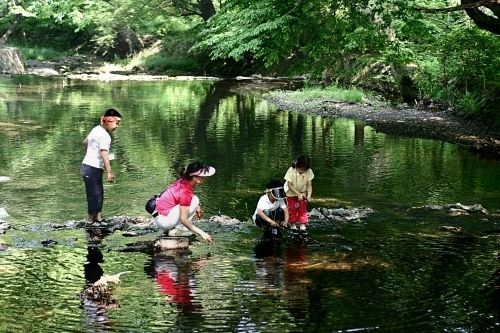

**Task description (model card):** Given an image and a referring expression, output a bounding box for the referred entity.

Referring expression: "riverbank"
[265,94,500,158]
[18,56,500,158]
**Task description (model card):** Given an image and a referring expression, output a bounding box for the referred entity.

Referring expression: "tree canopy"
[1,0,499,122]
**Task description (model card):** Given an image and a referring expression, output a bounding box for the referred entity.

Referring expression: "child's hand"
[269,220,279,228]
[200,231,214,243]
[297,193,304,201]
[195,207,203,220]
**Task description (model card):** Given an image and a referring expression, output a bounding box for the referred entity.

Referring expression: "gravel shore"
[265,95,500,158]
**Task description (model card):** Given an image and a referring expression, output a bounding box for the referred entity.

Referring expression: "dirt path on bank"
[266,95,500,158]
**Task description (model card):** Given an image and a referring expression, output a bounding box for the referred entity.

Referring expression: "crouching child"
[252,179,289,239]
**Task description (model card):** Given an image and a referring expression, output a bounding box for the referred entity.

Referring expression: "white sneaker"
[167,228,193,237]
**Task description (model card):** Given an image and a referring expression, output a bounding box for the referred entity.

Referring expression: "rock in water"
[154,236,190,250]
[0,208,8,219]
[0,176,10,183]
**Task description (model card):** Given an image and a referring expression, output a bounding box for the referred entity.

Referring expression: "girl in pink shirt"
[155,161,215,243]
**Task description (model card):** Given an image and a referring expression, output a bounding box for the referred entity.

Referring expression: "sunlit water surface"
[0,76,499,332]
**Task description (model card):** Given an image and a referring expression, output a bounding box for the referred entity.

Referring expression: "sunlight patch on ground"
[303,253,390,272]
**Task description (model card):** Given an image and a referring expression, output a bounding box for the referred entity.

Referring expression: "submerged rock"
[439,225,464,233]
[153,237,190,250]
[208,215,241,225]
[82,272,129,309]
[45,215,156,233]
[308,207,375,221]
[0,176,10,183]
[410,203,489,216]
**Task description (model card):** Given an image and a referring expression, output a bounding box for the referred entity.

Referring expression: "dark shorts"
[81,164,104,214]
[254,207,285,229]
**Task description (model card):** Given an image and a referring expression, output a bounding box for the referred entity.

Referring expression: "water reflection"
[144,249,205,315]
[253,239,311,324]
[0,77,499,332]
[81,229,115,332]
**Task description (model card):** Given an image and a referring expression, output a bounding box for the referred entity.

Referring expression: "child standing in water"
[284,155,314,233]
[81,108,122,225]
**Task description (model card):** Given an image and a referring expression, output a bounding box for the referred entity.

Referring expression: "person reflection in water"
[253,240,310,322]
[283,244,311,321]
[81,229,116,329]
[144,249,206,315]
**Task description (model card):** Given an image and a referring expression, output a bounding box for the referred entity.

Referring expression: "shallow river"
[0,76,499,332]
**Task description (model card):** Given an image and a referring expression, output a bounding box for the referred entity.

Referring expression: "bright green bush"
[270,85,365,103]
[143,54,199,73]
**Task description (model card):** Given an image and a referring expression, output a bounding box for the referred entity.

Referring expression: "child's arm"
[257,209,279,228]
[283,207,290,227]
[306,179,312,201]
[287,181,304,201]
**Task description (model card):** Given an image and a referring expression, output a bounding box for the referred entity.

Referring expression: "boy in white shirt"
[253,179,289,239]
[81,108,122,225]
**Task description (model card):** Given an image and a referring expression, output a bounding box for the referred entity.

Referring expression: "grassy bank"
[268,85,366,104]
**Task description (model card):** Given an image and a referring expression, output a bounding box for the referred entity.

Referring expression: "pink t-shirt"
[155,179,194,216]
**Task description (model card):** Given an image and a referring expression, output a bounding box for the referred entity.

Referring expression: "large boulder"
[0,47,26,74]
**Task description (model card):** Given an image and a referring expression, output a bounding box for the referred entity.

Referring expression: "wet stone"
[308,207,375,221]
[0,222,10,234]
[410,203,489,216]
[41,239,58,247]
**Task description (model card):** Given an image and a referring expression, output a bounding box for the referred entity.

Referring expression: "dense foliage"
[1,0,499,123]
[194,0,500,122]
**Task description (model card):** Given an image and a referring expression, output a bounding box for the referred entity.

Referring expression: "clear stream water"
[0,76,499,332]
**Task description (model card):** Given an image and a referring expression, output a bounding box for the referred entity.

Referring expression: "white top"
[252,194,287,221]
[82,125,112,169]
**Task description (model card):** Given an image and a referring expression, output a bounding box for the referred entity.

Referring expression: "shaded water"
[0,76,499,332]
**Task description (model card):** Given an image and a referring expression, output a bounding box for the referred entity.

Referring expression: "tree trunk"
[198,0,216,22]
[0,47,26,74]
[463,0,500,35]
[0,16,20,47]
[0,0,21,47]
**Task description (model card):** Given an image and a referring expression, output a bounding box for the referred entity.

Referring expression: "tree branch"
[415,0,497,13]
[416,0,500,35]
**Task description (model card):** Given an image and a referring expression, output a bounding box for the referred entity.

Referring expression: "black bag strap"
[157,188,167,198]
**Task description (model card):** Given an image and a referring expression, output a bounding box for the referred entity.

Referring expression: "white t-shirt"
[252,194,287,222]
[82,125,112,169]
